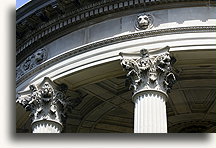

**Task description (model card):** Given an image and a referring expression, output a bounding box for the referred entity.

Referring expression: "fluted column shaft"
[133,91,167,133]
[120,46,176,133]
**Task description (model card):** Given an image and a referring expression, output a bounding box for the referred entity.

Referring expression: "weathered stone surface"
[120,46,176,96]
[16,47,47,81]
[16,77,69,126]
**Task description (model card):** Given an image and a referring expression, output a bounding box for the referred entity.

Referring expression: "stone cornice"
[16,0,216,65]
[16,0,56,22]
[16,26,216,86]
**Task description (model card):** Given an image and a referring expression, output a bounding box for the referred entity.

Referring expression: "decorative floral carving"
[16,48,47,81]
[120,47,176,94]
[16,77,74,125]
[135,13,154,30]
[16,26,215,86]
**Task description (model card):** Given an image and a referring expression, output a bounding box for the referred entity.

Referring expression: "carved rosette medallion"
[16,77,70,128]
[135,13,154,30]
[16,47,47,81]
[120,46,176,97]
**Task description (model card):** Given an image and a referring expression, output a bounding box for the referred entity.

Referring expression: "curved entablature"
[16,1,216,133]
[16,0,216,65]
[16,26,216,91]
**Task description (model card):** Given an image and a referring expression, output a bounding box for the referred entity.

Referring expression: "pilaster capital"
[120,46,176,98]
[16,77,70,127]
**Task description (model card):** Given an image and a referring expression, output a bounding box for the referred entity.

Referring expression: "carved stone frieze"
[16,77,76,126]
[135,13,154,30]
[16,26,215,86]
[17,1,214,57]
[120,46,176,95]
[16,47,47,80]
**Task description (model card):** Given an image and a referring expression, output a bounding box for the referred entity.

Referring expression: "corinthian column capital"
[16,77,70,132]
[120,46,176,99]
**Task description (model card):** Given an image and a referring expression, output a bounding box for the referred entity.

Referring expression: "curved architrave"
[16,29,216,92]
[16,2,216,133]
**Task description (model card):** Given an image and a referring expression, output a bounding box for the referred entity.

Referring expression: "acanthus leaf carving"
[120,46,176,95]
[16,77,77,126]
